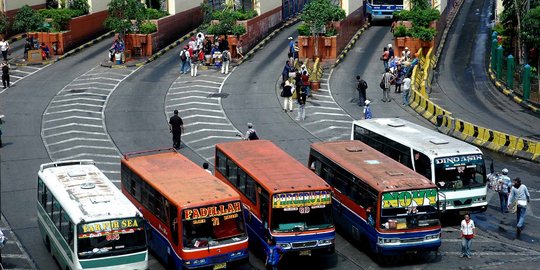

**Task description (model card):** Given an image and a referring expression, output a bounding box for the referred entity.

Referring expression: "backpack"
[222,50,229,62]
[180,50,187,61]
[248,129,259,140]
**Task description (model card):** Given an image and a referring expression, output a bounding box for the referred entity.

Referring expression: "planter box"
[396,37,405,47]
[298,35,338,61]
[124,33,153,57]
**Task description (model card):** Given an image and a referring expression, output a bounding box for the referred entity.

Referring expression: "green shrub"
[234,9,258,20]
[411,26,436,41]
[393,24,408,37]
[393,10,412,21]
[69,0,89,15]
[324,27,337,37]
[231,24,246,36]
[139,21,157,34]
[13,5,44,33]
[298,23,310,36]
[207,24,226,35]
[145,8,169,20]
[411,8,440,28]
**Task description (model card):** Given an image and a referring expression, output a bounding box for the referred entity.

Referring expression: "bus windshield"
[379,189,439,230]
[434,154,486,190]
[271,191,333,232]
[77,217,147,259]
[182,201,247,249]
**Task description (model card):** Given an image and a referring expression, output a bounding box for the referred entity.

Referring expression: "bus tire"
[44,236,51,253]
[166,256,177,270]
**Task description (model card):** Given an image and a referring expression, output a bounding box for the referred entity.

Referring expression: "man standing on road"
[356,75,367,106]
[498,168,512,213]
[460,214,475,259]
[508,177,531,236]
[1,60,10,89]
[381,68,395,102]
[179,46,190,74]
[169,110,184,149]
[402,74,411,105]
[0,37,9,61]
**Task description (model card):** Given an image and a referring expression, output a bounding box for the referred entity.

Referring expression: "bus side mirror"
[438,191,447,213]
[264,221,268,230]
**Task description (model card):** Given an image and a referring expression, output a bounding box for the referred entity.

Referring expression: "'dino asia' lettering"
[184,202,241,220]
[382,189,437,208]
[435,154,483,165]
[273,191,331,208]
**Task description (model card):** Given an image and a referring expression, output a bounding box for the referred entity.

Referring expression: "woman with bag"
[282,79,294,112]
[507,178,531,236]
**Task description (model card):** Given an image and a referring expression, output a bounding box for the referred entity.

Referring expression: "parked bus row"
[36,118,486,269]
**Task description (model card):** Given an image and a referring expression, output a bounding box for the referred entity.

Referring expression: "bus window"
[320,165,334,185]
[238,170,247,193]
[413,151,431,179]
[245,176,257,203]
[271,195,333,233]
[169,205,179,246]
[260,188,270,229]
[434,155,486,190]
[52,198,62,228]
[333,172,348,194]
[216,150,227,175]
[227,158,238,185]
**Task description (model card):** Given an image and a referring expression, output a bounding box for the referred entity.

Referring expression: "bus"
[37,160,148,270]
[120,148,248,270]
[352,118,488,213]
[214,140,335,257]
[366,0,404,22]
[309,140,442,256]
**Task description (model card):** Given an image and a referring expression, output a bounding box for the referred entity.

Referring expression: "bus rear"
[367,0,404,21]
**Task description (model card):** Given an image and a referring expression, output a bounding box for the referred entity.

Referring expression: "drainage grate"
[208,93,229,98]
[69,89,86,93]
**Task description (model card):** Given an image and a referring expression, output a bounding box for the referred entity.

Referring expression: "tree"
[104,0,146,35]
[522,6,540,92]
[300,0,345,57]
[12,5,44,33]
[0,12,9,35]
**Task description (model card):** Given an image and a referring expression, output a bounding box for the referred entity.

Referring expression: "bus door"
[259,188,270,243]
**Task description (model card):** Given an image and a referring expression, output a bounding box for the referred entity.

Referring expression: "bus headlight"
[318,239,334,246]
[186,258,207,266]
[378,237,400,244]
[473,196,486,203]
[230,250,245,257]
[277,243,291,250]
[425,233,440,240]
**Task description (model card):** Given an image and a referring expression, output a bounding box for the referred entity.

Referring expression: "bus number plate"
[299,250,311,256]
[214,263,226,270]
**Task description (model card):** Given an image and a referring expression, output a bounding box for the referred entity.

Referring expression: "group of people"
[109,37,125,64]
[379,44,414,105]
[461,168,531,259]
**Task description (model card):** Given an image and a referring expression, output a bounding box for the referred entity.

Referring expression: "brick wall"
[66,11,108,51]
[150,6,203,54]
[334,7,365,56]
[238,6,283,52]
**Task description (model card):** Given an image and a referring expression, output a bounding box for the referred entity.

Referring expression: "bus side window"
[60,211,71,247]
[169,206,179,246]
[46,191,53,217]
[38,179,46,206]
[131,173,142,202]
[121,164,131,193]
[216,150,227,175]
[259,188,270,229]
[52,197,62,229]
[245,176,257,204]
[226,158,238,185]
[238,170,247,194]
[413,151,431,179]
[320,165,334,185]
[334,172,348,194]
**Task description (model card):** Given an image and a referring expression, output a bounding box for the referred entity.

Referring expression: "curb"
[433,0,465,69]
[331,23,370,69]
[104,29,199,69]
[8,33,28,43]
[13,31,115,67]
[486,61,540,115]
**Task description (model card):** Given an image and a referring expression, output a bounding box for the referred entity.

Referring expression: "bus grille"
[454,199,472,206]
[400,237,425,243]
[292,241,318,249]
[208,254,229,263]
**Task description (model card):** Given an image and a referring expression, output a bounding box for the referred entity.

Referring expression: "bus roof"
[310,141,436,193]
[121,149,240,208]
[38,160,141,224]
[216,140,331,193]
[353,118,483,158]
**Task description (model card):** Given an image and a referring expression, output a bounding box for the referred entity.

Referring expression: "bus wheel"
[166,256,177,270]
[44,236,51,253]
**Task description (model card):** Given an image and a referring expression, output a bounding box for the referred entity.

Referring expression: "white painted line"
[51,145,118,154]
[441,251,539,256]
[22,65,41,70]
[312,126,350,135]
[304,119,352,126]
[74,77,122,82]
[183,122,231,127]
[325,134,350,141]
[43,130,108,138]
[311,112,351,117]
[168,90,215,95]
[10,74,23,79]
[165,102,220,108]
[169,96,219,101]
[47,137,112,146]
[110,179,121,183]
[43,122,103,131]
[13,69,32,74]
[170,85,220,90]
[56,153,120,161]
[311,94,333,99]
[183,129,240,136]
[172,108,224,114]
[174,80,222,85]
[61,92,108,98]
[307,106,343,111]
[84,72,128,77]
[43,115,103,123]
[188,135,242,144]
[308,99,337,104]
[69,82,116,87]
[43,109,101,115]
[61,87,112,93]
[48,102,103,109]
[316,89,330,92]
[51,97,104,103]
[94,161,120,166]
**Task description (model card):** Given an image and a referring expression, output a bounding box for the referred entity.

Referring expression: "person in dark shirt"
[218,37,229,53]
[168,110,184,149]
[1,60,9,89]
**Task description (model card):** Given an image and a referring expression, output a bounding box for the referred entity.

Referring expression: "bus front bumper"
[376,237,441,255]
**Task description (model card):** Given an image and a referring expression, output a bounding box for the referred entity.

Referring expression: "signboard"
[435,154,483,167]
[80,218,140,234]
[272,191,331,208]
[183,202,241,221]
[382,189,437,208]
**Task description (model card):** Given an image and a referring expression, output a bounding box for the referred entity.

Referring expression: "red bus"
[309,141,442,257]
[121,148,248,270]
[214,140,335,258]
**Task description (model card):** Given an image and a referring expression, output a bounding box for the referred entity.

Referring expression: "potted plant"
[300,0,345,59]
[393,24,408,47]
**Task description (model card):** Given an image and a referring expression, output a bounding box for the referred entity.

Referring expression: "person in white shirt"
[460,214,475,258]
[0,37,9,61]
[507,177,531,236]
[402,75,412,105]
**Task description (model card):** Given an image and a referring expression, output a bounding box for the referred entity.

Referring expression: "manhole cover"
[208,93,229,98]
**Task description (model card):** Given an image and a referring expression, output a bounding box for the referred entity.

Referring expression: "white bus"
[351,118,488,213]
[37,160,148,270]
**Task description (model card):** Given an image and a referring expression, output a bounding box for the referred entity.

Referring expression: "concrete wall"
[257,0,281,15]
[342,0,363,16]
[3,0,44,11]
[150,5,202,53]
[168,0,202,14]
[237,6,282,51]
[89,0,111,13]
[335,5,365,56]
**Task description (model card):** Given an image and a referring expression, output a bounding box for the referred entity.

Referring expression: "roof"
[353,118,483,158]
[310,141,436,193]
[121,149,240,208]
[38,160,140,224]
[215,140,330,193]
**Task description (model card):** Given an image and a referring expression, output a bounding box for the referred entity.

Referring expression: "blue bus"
[366,0,404,22]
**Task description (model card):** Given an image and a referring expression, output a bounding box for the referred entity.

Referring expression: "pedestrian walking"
[363,100,372,119]
[356,75,368,106]
[242,123,259,140]
[388,44,394,60]
[281,60,292,86]
[168,110,184,149]
[301,70,311,98]
[265,238,284,270]
[190,48,199,77]
[1,60,10,89]
[179,46,190,74]
[202,162,212,174]
[380,68,395,102]
[221,50,231,74]
[497,168,512,213]
[460,214,475,258]
[288,37,294,58]
[296,84,307,121]
[394,65,404,93]
[508,177,531,236]
[381,47,389,70]
[218,37,229,53]
[236,39,244,59]
[402,75,412,105]
[282,79,294,112]
[24,39,32,61]
[0,36,9,61]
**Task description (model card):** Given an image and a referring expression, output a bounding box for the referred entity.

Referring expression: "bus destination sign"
[273,191,331,208]
[183,202,242,221]
[81,219,140,233]
[382,189,437,208]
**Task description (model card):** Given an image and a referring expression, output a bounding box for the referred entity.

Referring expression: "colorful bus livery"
[366,0,404,21]
[215,140,335,257]
[309,141,442,256]
[37,160,148,270]
[121,148,249,270]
